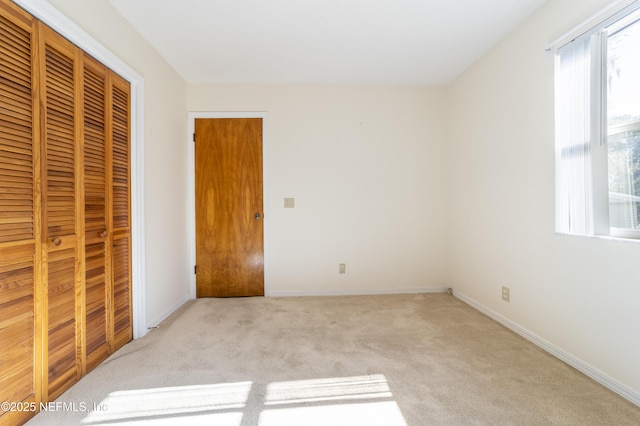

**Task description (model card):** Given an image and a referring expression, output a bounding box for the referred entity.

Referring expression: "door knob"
[52,237,62,247]
[254,212,262,220]
[100,230,108,238]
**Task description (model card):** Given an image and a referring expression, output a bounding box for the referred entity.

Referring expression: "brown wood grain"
[38,23,81,401]
[0,248,35,406]
[195,118,264,297]
[0,4,39,425]
[111,81,130,230]
[0,10,34,246]
[0,2,133,422]
[110,74,132,351]
[41,27,76,242]
[83,55,109,372]
[46,247,76,400]
[112,235,132,349]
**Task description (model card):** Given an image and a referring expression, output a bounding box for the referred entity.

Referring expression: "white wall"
[189,84,449,295]
[41,0,640,405]
[47,0,191,327]
[447,0,640,400]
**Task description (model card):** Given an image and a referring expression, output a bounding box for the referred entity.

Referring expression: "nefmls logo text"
[41,402,86,412]
[40,402,108,412]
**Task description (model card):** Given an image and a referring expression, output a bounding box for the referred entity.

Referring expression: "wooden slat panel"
[83,61,106,234]
[47,248,77,399]
[44,43,75,238]
[112,236,131,350]
[0,12,33,244]
[0,5,37,425]
[84,242,107,368]
[0,249,35,407]
[83,57,109,372]
[109,74,132,352]
[111,79,129,230]
[40,24,80,402]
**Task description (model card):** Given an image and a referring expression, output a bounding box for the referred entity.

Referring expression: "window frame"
[554,2,640,241]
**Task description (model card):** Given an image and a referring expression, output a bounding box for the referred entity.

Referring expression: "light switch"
[284,197,295,208]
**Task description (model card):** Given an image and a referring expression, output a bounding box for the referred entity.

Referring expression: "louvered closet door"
[0,3,40,426]
[39,23,82,401]
[110,74,132,351]
[83,54,110,371]
[1,2,134,422]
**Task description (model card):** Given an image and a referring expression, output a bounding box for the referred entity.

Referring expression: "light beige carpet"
[27,294,640,425]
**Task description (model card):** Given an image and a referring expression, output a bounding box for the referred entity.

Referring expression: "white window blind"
[555,37,595,235]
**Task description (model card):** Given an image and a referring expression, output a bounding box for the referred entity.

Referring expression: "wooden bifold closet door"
[39,22,82,402]
[83,54,111,373]
[0,4,39,426]
[0,1,132,424]
[110,76,132,351]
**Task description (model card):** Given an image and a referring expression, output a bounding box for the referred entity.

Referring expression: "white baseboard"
[268,287,449,297]
[147,294,190,329]
[453,290,640,407]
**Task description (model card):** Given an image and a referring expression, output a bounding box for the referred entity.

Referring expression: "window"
[554,3,640,239]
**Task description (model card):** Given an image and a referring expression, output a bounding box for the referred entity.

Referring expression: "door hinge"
[193,133,196,142]
[194,265,198,274]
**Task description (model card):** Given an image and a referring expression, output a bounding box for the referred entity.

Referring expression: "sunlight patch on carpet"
[79,375,407,425]
[260,374,406,426]
[81,382,252,425]
[264,374,392,405]
[259,401,407,426]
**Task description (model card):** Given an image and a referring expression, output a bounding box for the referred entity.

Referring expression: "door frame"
[188,112,270,299]
[14,0,147,339]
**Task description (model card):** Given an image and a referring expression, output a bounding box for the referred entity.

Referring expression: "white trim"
[187,112,270,299]
[546,0,640,52]
[269,288,449,297]
[147,294,190,329]
[15,0,148,338]
[554,230,640,245]
[453,290,640,407]
[591,31,611,236]
[610,228,640,239]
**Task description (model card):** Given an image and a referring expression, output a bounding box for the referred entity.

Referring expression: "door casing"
[187,112,270,299]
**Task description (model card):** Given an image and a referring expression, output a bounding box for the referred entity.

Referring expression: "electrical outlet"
[284,197,295,208]
[502,286,510,302]
[339,263,346,274]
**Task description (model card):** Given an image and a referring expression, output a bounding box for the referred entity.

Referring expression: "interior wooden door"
[195,118,264,297]
[39,22,82,401]
[0,3,40,424]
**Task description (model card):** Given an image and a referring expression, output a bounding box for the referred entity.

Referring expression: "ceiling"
[109,0,547,86]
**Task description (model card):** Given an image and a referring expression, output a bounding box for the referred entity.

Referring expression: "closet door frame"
[14,0,147,339]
